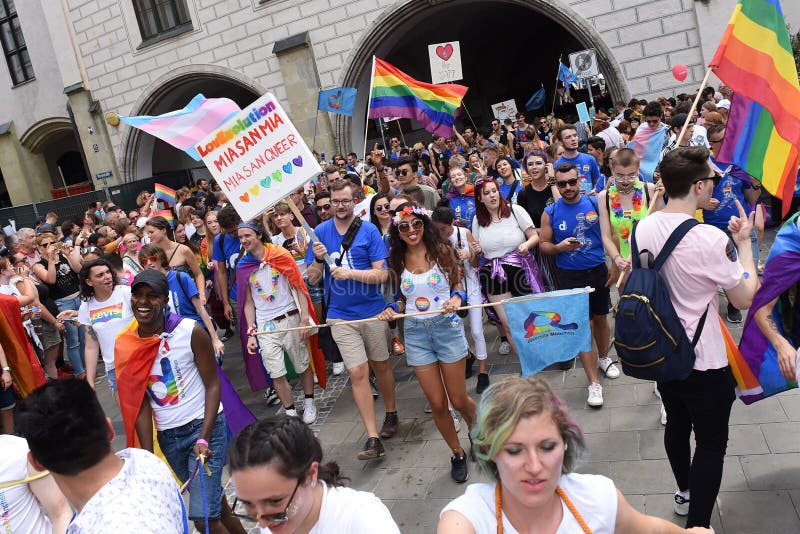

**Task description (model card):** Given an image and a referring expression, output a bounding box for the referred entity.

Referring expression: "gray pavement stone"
[610,459,677,493]
[725,425,770,456]
[761,422,800,454]
[718,490,800,534]
[740,453,800,490]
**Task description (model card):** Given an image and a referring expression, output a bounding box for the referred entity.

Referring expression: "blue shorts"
[304,276,324,304]
[158,412,227,520]
[404,313,468,366]
[106,368,117,392]
[0,385,15,410]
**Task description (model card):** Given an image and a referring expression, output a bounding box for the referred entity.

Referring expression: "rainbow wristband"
[196,438,209,447]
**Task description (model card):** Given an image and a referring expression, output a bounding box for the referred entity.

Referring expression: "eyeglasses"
[231,479,301,525]
[374,204,391,212]
[330,199,353,207]
[397,169,413,176]
[80,247,100,256]
[38,241,54,247]
[614,173,638,181]
[139,256,160,267]
[694,175,721,187]
[555,178,579,188]
[708,137,724,144]
[397,219,424,233]
[315,204,332,211]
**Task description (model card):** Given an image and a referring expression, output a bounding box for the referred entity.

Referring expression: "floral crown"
[392,204,429,225]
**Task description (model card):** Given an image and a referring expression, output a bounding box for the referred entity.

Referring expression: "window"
[133,0,191,42]
[0,0,33,85]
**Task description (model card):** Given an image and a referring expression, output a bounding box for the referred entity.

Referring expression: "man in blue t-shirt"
[540,162,620,408]
[306,180,398,460]
[212,205,243,328]
[555,125,602,195]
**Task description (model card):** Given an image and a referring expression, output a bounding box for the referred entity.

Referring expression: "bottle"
[31,306,42,335]
[320,152,326,163]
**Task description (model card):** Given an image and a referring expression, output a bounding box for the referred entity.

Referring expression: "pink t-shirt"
[634,212,744,370]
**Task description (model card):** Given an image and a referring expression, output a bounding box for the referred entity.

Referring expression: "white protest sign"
[195,93,323,222]
[569,49,599,79]
[491,99,518,121]
[428,41,463,84]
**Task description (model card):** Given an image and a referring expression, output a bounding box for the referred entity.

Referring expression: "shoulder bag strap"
[325,218,363,311]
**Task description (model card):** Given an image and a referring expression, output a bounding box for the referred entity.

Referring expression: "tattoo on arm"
[87,325,98,341]
[766,315,780,334]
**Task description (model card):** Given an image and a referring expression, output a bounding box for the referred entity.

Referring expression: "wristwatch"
[2,367,10,373]
[314,256,325,264]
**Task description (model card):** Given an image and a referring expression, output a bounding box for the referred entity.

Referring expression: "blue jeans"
[158,412,227,520]
[54,295,85,375]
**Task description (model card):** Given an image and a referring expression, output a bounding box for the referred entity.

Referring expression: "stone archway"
[120,65,264,182]
[335,0,629,153]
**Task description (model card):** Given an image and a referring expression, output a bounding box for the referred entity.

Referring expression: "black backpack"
[614,219,707,382]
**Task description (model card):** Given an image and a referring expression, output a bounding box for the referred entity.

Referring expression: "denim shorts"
[157,412,227,520]
[403,313,468,366]
[106,368,117,392]
[0,385,14,410]
[304,276,324,304]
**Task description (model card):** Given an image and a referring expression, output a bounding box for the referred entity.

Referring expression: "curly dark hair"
[78,258,119,300]
[387,203,461,297]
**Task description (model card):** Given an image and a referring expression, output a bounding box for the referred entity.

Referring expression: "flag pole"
[396,118,406,146]
[363,55,377,160]
[461,102,477,131]
[551,55,562,115]
[677,66,714,146]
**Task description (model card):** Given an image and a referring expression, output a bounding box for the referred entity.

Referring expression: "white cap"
[717,99,731,110]
[136,216,149,229]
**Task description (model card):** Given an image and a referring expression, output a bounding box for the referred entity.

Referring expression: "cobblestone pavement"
[95,228,800,533]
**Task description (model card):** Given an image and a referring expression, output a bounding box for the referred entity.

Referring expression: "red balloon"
[672,64,688,82]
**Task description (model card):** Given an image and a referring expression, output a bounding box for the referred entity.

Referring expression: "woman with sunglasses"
[378,203,477,483]
[369,193,393,239]
[32,233,86,379]
[144,215,206,304]
[230,416,400,533]
[471,178,544,360]
[445,165,477,228]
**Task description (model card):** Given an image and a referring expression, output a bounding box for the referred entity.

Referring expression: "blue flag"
[501,289,592,376]
[525,87,546,111]
[318,87,357,116]
[558,63,581,88]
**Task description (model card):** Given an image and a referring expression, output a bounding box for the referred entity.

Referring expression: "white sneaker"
[285,407,298,418]
[332,362,345,376]
[451,409,462,433]
[660,404,667,426]
[499,341,511,355]
[674,491,690,516]
[598,357,620,379]
[587,383,604,407]
[302,398,317,424]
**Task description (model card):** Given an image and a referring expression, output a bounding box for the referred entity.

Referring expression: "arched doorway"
[335,0,629,152]
[121,67,263,183]
[20,117,89,193]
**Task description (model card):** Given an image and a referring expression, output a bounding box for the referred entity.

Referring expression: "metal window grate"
[0,0,33,86]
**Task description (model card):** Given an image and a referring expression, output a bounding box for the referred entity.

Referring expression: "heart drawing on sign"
[282,162,293,174]
[292,155,303,167]
[436,44,453,61]
[272,170,282,182]
[239,192,249,203]
[260,177,271,189]
[249,185,259,196]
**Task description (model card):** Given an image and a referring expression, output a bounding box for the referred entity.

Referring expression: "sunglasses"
[474,177,496,188]
[81,247,100,256]
[38,241,55,247]
[397,169,414,176]
[397,219,424,233]
[231,479,301,525]
[555,178,579,188]
[315,204,332,211]
[694,175,721,187]
[374,204,391,212]
[139,256,160,267]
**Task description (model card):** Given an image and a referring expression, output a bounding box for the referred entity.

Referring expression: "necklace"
[608,181,643,220]
[249,261,280,302]
[494,482,591,534]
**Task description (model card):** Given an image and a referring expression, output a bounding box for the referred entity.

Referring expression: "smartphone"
[568,238,580,244]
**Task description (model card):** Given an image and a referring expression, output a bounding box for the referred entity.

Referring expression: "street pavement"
[96,228,800,533]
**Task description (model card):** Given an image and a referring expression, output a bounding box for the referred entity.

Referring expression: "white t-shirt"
[440,473,618,533]
[634,211,744,370]
[353,194,374,222]
[247,262,296,323]
[78,285,134,370]
[472,204,535,259]
[66,448,186,533]
[0,435,52,534]
[306,481,400,534]
[447,226,481,299]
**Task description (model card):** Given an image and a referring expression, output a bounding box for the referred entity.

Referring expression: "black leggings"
[657,366,736,528]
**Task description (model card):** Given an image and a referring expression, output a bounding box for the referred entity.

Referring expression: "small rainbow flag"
[154,183,176,205]
[154,209,174,227]
[368,58,468,137]
[710,0,800,214]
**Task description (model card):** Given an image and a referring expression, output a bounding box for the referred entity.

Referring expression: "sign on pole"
[569,49,599,79]
[195,93,323,222]
[576,102,590,124]
[491,99,518,121]
[428,41,463,84]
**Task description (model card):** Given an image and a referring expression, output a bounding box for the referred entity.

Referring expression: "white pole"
[362,55,377,160]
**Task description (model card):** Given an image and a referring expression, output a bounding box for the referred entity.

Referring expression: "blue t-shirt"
[166,270,201,323]
[544,195,605,270]
[702,158,753,229]
[447,193,476,227]
[212,233,242,299]
[498,179,521,203]
[305,219,389,320]
[555,153,601,195]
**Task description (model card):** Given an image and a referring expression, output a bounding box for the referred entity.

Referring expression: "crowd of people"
[0,85,798,533]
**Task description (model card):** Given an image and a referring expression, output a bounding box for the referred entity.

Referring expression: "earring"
[564,444,569,451]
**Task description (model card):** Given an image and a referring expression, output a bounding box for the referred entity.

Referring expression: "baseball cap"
[131,269,169,297]
[716,99,731,110]
[669,113,689,129]
[36,224,56,234]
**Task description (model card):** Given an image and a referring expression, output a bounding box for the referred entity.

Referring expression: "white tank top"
[0,435,53,534]
[400,264,451,318]
[146,317,218,430]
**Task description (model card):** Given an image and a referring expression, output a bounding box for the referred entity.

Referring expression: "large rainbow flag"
[368,58,468,137]
[710,0,800,213]
[730,212,800,403]
[154,183,176,205]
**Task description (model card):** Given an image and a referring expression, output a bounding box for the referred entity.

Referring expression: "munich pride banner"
[196,93,322,222]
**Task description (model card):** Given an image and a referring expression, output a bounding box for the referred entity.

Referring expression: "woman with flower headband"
[438,375,714,534]
[377,203,477,484]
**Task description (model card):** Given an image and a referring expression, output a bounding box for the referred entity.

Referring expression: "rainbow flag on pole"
[368,58,468,137]
[154,209,174,227]
[710,0,800,212]
[154,183,176,205]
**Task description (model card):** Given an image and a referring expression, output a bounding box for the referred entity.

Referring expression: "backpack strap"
[652,219,698,272]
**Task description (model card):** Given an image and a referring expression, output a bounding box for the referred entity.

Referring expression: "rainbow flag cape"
[154,183,176,205]
[710,0,800,213]
[154,209,174,227]
[120,94,240,161]
[0,295,46,397]
[731,212,800,403]
[627,123,667,183]
[368,58,468,137]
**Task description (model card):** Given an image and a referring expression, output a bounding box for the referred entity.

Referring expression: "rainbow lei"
[249,261,280,301]
[609,180,644,242]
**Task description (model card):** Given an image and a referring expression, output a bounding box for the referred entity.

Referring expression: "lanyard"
[494,482,592,534]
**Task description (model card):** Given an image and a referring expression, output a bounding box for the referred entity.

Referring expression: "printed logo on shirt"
[725,239,738,262]
[428,272,443,289]
[585,211,599,225]
[415,297,431,312]
[401,278,415,294]
[147,342,184,406]
[89,302,124,324]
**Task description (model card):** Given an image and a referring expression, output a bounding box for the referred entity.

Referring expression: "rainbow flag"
[154,183,176,205]
[733,212,800,403]
[154,209,174,227]
[120,94,240,161]
[368,58,468,137]
[710,0,800,212]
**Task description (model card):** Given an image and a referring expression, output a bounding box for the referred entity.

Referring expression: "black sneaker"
[727,304,743,324]
[476,373,490,394]
[357,437,386,460]
[451,454,469,483]
[558,358,574,371]
[465,352,476,379]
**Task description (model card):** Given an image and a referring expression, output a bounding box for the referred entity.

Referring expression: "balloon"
[672,64,688,82]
